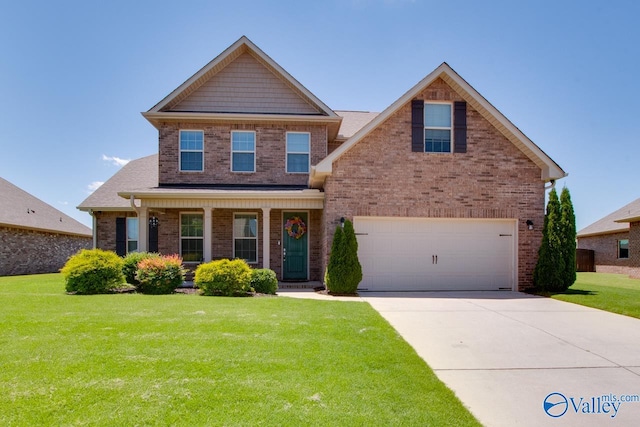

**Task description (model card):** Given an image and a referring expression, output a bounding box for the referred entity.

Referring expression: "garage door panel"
[354,217,515,291]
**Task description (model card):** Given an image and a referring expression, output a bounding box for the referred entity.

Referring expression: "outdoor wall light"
[149,216,159,228]
[340,217,345,228]
[526,220,534,230]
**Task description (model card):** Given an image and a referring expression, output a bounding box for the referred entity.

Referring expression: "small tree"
[325,219,362,294]
[559,187,577,289]
[533,188,565,292]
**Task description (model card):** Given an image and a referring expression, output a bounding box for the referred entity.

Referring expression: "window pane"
[127,241,138,253]
[181,239,203,262]
[234,239,257,263]
[180,131,203,150]
[181,152,203,171]
[232,132,255,151]
[425,104,451,127]
[287,153,309,173]
[287,133,310,152]
[232,153,255,172]
[126,218,138,240]
[181,214,203,237]
[425,129,451,153]
[619,239,629,259]
[234,215,257,238]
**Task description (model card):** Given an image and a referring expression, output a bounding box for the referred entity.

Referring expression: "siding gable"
[171,52,321,115]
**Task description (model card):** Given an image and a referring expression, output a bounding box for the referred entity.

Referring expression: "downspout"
[88,209,97,249]
[544,179,556,191]
[129,194,141,214]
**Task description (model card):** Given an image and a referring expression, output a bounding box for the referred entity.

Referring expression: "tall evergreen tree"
[325,225,345,292]
[342,219,363,288]
[533,188,565,291]
[559,187,577,288]
[325,219,362,294]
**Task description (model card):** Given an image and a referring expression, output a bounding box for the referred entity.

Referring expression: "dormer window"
[179,130,204,172]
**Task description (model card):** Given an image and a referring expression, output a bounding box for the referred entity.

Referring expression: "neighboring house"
[78,36,565,291]
[1,177,92,276]
[577,198,640,278]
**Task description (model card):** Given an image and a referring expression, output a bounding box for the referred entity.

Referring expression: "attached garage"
[354,217,517,291]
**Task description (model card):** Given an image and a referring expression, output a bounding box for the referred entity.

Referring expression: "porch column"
[261,207,271,269]
[204,208,213,262]
[138,207,148,252]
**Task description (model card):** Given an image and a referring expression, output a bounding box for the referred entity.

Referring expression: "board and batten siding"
[172,52,319,115]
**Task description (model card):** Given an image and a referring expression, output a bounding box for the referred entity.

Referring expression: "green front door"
[283,212,308,281]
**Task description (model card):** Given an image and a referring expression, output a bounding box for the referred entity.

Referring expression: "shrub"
[135,254,186,295]
[250,269,278,294]
[195,259,252,296]
[61,249,125,294]
[534,188,566,292]
[122,252,160,285]
[325,219,362,295]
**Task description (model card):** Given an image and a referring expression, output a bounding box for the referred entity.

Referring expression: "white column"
[138,207,148,252]
[261,207,271,269]
[204,208,213,262]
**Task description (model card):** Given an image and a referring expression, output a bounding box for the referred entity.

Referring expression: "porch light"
[526,220,534,230]
[149,216,159,228]
[340,217,345,228]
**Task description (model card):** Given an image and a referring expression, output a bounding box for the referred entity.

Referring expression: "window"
[231,131,256,172]
[234,213,258,263]
[618,239,629,259]
[180,130,204,171]
[286,132,310,173]
[424,103,452,153]
[181,213,203,262]
[126,217,139,253]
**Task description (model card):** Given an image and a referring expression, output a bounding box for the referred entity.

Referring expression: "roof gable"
[147,36,336,118]
[0,177,91,236]
[311,63,566,186]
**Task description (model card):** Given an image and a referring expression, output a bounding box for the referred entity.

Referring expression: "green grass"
[550,273,640,319]
[0,274,480,426]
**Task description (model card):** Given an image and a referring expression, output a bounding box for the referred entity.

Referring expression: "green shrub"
[250,269,278,294]
[325,219,362,295]
[61,249,125,294]
[135,254,186,294]
[122,252,160,285]
[195,259,252,296]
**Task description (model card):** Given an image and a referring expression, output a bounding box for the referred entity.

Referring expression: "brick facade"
[578,224,640,279]
[158,123,327,186]
[322,78,545,290]
[0,226,92,276]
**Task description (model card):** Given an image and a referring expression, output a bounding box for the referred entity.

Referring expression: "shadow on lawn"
[554,288,598,296]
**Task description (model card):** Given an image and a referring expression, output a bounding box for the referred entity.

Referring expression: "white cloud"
[87,181,104,193]
[58,201,69,206]
[102,154,130,167]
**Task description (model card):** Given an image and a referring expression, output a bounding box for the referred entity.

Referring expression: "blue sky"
[1,0,638,230]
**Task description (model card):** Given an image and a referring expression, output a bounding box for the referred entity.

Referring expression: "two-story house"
[79,36,566,291]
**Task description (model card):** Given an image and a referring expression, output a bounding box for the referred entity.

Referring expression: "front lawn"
[0,274,480,426]
[551,272,640,319]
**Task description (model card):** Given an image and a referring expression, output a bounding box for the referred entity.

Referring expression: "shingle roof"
[335,111,379,139]
[78,154,158,211]
[577,197,640,237]
[0,177,92,236]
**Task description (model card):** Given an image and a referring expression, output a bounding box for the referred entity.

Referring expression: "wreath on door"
[285,216,307,239]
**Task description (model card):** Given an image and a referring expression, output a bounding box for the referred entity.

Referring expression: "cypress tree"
[560,187,577,289]
[325,225,345,292]
[342,219,363,290]
[325,219,362,294]
[534,188,565,292]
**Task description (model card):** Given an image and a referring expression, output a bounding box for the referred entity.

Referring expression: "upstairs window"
[618,239,629,259]
[180,130,204,171]
[286,132,310,173]
[424,103,452,153]
[231,131,256,172]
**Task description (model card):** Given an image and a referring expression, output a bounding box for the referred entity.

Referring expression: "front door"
[283,212,308,281]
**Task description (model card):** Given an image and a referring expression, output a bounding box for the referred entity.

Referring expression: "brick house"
[577,198,640,278]
[1,177,92,276]
[78,36,565,291]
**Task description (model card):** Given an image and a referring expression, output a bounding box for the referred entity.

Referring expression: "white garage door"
[354,217,516,291]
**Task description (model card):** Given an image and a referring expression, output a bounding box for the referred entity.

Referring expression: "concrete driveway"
[360,292,640,427]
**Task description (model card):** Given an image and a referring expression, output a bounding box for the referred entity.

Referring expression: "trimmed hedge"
[135,254,186,295]
[61,249,124,294]
[250,269,278,295]
[195,259,252,296]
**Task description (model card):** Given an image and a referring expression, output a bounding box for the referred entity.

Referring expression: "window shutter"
[454,101,467,153]
[115,217,126,256]
[411,100,424,152]
[149,221,159,253]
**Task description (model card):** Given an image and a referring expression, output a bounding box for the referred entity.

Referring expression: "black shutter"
[411,100,424,152]
[115,217,126,256]
[454,101,467,153]
[149,221,159,253]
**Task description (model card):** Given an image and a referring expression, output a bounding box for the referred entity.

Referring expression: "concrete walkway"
[279,289,640,426]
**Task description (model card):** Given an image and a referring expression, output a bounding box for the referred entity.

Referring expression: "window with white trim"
[618,239,629,259]
[424,103,452,153]
[234,213,258,263]
[286,132,310,173]
[181,213,203,262]
[231,131,256,172]
[126,217,138,253]
[180,130,204,171]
